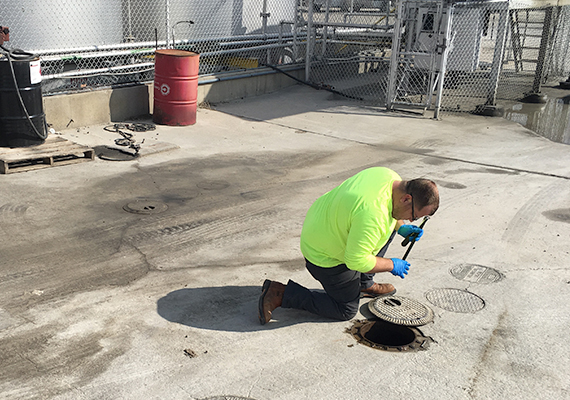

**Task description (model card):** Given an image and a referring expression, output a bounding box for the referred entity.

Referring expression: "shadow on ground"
[157,285,333,332]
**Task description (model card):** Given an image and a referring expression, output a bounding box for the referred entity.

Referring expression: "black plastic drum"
[0,56,46,147]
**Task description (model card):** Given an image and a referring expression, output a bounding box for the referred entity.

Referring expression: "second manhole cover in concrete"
[425,288,485,313]
[123,200,168,215]
[368,295,434,326]
[450,264,504,284]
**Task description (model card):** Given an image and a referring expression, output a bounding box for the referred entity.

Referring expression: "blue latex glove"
[390,258,410,279]
[397,224,424,242]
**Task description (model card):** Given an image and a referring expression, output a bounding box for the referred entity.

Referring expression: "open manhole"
[425,288,485,313]
[368,295,434,326]
[123,200,168,215]
[347,319,433,352]
[450,264,504,284]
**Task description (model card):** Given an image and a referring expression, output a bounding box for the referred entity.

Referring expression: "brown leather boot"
[360,282,396,298]
[258,279,286,325]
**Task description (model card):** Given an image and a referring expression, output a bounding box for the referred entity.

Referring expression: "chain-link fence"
[2,0,306,95]
[2,0,570,115]
[441,2,570,114]
[303,0,570,116]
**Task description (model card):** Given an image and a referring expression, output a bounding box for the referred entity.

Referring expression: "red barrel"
[153,49,199,126]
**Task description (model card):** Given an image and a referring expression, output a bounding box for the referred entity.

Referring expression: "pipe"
[41,41,302,81]
[29,33,301,56]
[198,65,304,85]
[200,41,296,58]
[311,21,394,29]
[41,62,155,80]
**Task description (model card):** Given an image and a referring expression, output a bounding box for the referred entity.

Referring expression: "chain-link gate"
[305,0,452,114]
[386,0,452,116]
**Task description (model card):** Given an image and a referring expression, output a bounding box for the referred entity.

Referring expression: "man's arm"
[367,256,395,274]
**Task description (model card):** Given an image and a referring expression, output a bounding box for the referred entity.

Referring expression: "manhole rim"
[347,319,433,352]
[122,199,169,215]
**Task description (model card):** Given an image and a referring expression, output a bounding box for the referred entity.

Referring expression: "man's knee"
[337,302,359,321]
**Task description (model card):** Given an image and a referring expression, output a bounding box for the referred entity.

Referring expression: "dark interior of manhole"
[361,320,416,346]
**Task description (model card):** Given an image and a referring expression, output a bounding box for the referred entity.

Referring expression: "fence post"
[531,6,554,94]
[165,0,171,48]
[485,1,509,107]
[306,0,314,81]
[387,0,404,110]
[434,4,454,120]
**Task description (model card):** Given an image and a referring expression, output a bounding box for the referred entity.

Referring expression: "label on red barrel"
[30,60,42,84]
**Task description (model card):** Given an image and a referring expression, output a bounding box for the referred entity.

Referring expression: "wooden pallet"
[0,136,94,174]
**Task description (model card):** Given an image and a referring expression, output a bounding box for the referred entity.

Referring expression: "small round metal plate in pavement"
[368,295,434,326]
[450,264,504,284]
[123,200,168,215]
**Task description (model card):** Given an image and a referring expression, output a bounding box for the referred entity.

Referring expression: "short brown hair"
[405,179,439,215]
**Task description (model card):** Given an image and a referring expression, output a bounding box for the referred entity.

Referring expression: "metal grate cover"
[425,288,485,313]
[368,295,434,326]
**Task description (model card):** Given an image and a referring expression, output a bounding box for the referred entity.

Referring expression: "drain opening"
[123,200,168,215]
[348,319,432,352]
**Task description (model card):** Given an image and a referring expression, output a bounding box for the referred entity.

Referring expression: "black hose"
[261,62,364,101]
[0,44,48,140]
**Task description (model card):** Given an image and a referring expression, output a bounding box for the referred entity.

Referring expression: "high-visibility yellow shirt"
[300,167,400,273]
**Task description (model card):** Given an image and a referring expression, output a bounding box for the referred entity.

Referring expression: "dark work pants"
[282,231,396,321]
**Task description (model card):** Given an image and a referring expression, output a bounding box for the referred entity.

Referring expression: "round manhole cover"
[368,295,434,326]
[123,200,168,215]
[425,288,485,313]
[450,264,504,284]
[347,319,432,352]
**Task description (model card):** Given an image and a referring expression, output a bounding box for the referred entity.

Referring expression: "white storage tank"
[3,0,123,51]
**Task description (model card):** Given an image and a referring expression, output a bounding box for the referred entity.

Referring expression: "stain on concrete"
[0,204,28,216]
[435,180,467,189]
[483,167,519,175]
[196,180,231,190]
[0,150,332,315]
[444,167,519,175]
[542,208,570,223]
[422,157,449,166]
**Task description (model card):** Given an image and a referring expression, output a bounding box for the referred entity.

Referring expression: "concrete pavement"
[0,84,569,400]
